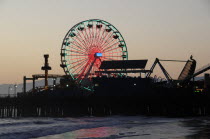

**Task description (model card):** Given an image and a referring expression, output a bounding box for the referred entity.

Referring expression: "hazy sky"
[0,0,210,84]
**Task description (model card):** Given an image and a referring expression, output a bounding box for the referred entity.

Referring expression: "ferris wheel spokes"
[61,19,128,89]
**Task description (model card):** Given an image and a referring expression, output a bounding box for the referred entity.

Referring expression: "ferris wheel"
[60,19,128,87]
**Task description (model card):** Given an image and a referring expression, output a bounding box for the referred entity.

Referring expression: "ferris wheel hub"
[95,53,103,58]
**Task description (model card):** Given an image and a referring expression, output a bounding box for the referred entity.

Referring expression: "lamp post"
[8,85,12,97]
[8,85,10,96]
[14,84,17,97]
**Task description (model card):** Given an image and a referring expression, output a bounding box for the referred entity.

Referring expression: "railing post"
[23,76,26,93]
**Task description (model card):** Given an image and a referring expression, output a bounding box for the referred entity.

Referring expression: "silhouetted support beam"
[146,59,158,78]
[41,54,52,89]
[23,76,26,93]
[23,76,36,93]
[157,60,173,81]
[45,70,48,88]
[193,66,210,78]
[32,74,63,78]
[146,58,173,82]
[33,78,35,91]
[159,59,187,62]
[95,70,151,74]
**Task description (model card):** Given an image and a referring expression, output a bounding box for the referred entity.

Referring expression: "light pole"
[8,85,10,96]
[53,78,56,90]
[14,84,17,97]
[8,85,12,97]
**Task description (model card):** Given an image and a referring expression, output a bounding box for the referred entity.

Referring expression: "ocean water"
[0,116,209,139]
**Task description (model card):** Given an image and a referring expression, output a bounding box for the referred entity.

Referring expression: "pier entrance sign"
[60,19,128,90]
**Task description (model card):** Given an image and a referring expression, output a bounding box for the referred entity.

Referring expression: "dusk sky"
[0,0,210,84]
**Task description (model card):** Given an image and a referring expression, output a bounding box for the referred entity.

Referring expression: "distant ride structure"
[60,19,128,88]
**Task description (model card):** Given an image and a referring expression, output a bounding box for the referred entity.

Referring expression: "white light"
[134,83,136,86]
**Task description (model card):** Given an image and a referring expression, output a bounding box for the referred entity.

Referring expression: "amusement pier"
[1,19,210,118]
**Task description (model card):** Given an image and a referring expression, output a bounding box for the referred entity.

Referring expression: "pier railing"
[0,94,16,98]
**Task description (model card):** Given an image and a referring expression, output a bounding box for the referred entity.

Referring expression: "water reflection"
[36,126,119,139]
[176,118,210,139]
[32,117,196,139]
[73,126,118,138]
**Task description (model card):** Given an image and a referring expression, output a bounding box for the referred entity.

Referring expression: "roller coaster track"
[192,63,210,78]
[181,63,210,82]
